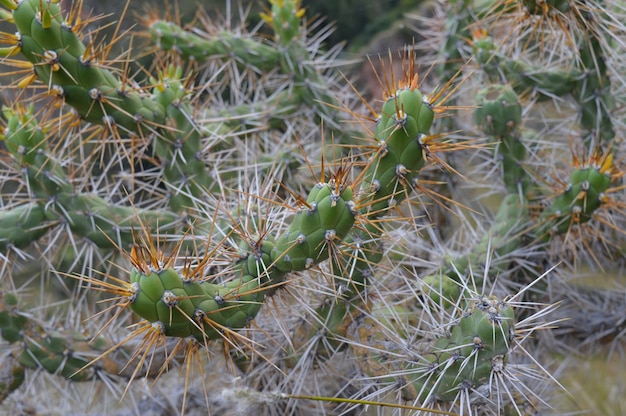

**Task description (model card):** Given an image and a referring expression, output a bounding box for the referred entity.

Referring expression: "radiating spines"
[362,83,434,215]
[350,293,516,404]
[536,147,621,239]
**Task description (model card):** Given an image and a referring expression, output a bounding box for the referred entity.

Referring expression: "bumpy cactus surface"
[0,0,625,415]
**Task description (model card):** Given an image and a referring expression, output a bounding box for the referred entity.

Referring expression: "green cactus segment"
[0,203,53,251]
[0,350,25,404]
[271,181,356,273]
[473,85,522,138]
[1,105,72,199]
[60,194,179,249]
[498,133,531,194]
[536,162,613,238]
[151,66,215,212]
[473,85,531,194]
[6,0,214,212]
[470,31,579,100]
[421,274,461,310]
[261,0,305,45]
[446,193,529,283]
[10,0,143,129]
[126,181,355,342]
[352,296,515,403]
[576,36,614,143]
[0,291,118,384]
[128,268,262,340]
[522,0,571,15]
[1,105,180,249]
[363,87,433,215]
[149,20,280,72]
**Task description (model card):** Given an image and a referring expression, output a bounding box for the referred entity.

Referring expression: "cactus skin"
[0,105,180,249]
[4,0,215,212]
[351,295,515,403]
[536,149,618,239]
[0,291,126,394]
[127,178,356,341]
[473,85,522,138]
[2,0,624,413]
[149,20,281,72]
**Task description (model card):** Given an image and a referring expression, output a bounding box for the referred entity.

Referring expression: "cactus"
[0,0,625,415]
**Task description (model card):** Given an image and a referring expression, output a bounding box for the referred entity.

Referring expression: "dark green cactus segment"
[0,292,29,343]
[536,162,613,238]
[0,350,25,404]
[0,291,114,383]
[522,0,571,15]
[237,236,285,287]
[498,133,531,194]
[16,330,95,381]
[473,85,522,138]
[271,181,356,273]
[502,59,578,99]
[1,105,72,199]
[149,20,280,71]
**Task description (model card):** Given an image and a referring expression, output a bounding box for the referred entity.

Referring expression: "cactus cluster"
[0,0,625,415]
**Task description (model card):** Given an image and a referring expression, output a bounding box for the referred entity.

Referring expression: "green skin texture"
[10,0,213,212]
[352,296,515,403]
[129,180,355,342]
[0,0,523,406]
[0,106,179,250]
[0,292,102,384]
[149,17,342,126]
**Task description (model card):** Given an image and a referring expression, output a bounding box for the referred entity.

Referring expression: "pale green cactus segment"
[58,194,179,249]
[261,0,305,45]
[352,295,515,403]
[0,203,55,251]
[473,84,522,138]
[421,274,461,310]
[419,296,514,402]
[149,20,281,71]
[271,181,356,273]
[537,165,612,238]
[446,193,528,283]
[129,267,267,341]
[0,291,118,384]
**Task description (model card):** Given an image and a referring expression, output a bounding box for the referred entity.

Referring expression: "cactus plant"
[0,0,625,415]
